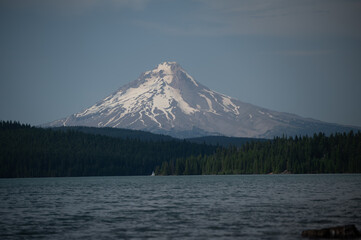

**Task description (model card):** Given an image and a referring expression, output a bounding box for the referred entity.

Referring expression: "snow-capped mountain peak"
[70,62,204,129]
[143,61,198,87]
[46,62,358,138]
[154,61,179,74]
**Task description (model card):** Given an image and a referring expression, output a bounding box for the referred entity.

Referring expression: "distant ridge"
[187,136,266,148]
[53,126,175,142]
[54,126,265,147]
[45,62,360,138]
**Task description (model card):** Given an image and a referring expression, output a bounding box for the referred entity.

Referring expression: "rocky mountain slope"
[46,62,358,138]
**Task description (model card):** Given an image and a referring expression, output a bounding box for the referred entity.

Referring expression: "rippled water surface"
[1,174,360,239]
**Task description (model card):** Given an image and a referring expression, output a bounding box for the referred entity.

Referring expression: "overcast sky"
[1,0,361,127]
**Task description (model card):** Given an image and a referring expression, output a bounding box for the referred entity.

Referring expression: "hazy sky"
[1,0,361,127]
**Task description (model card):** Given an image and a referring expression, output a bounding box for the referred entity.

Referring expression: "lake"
[0,174,360,239]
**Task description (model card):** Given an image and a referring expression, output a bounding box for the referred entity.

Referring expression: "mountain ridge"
[45,62,360,138]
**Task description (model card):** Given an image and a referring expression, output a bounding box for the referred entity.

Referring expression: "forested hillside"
[155,131,361,175]
[1,121,360,178]
[53,126,175,141]
[0,121,215,177]
[186,136,266,147]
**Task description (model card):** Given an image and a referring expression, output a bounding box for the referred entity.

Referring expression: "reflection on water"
[0,174,360,239]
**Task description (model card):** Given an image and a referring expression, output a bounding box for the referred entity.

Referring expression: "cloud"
[3,0,360,38]
[108,0,150,11]
[137,0,361,38]
[270,50,333,57]
[203,0,361,37]
[1,0,151,15]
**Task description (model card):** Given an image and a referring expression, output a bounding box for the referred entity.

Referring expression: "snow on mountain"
[46,62,358,138]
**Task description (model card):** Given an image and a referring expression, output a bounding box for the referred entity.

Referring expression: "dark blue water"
[0,174,360,239]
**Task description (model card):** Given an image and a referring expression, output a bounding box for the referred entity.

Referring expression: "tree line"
[155,131,361,175]
[1,121,360,177]
[0,121,215,177]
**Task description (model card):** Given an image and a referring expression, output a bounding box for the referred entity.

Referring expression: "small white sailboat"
[151,171,155,176]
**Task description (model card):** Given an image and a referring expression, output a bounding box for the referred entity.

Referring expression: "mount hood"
[46,62,357,138]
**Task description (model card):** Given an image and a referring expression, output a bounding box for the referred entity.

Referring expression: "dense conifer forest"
[155,131,361,175]
[0,121,215,177]
[1,121,360,177]
[54,126,175,141]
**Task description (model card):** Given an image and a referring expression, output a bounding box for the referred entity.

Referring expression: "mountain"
[46,62,359,138]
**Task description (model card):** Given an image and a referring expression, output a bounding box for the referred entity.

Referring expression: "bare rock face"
[45,62,360,138]
[302,225,361,238]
